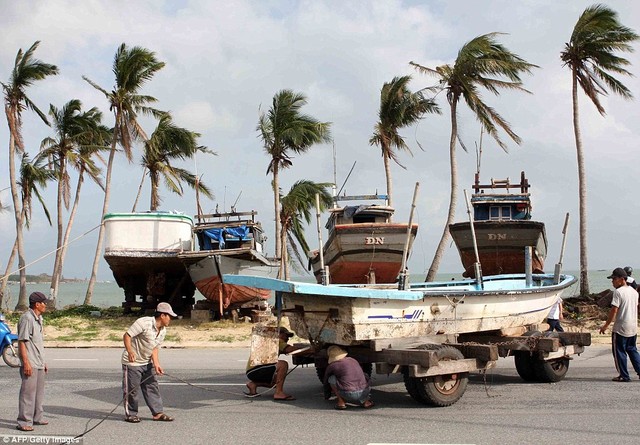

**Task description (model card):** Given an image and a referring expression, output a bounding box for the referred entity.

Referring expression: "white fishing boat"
[222,273,576,345]
[103,211,196,314]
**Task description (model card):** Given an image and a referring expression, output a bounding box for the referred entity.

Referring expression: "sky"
[1,0,639,283]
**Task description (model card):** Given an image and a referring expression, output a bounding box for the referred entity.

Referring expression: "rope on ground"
[59,364,301,444]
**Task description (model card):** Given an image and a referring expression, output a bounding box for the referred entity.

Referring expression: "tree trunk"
[50,154,67,308]
[572,69,590,296]
[84,124,118,305]
[383,148,394,222]
[426,100,459,281]
[6,105,28,310]
[273,165,281,262]
[58,167,86,302]
[150,170,159,211]
[0,239,18,309]
[131,167,146,212]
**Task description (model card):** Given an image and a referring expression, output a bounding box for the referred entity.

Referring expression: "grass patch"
[55,330,99,342]
[164,333,181,342]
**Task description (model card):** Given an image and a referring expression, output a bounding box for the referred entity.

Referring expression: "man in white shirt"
[599,267,640,382]
[122,302,177,422]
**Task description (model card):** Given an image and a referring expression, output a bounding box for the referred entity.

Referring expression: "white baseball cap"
[156,302,177,317]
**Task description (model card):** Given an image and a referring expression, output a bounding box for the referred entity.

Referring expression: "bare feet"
[245,382,258,396]
[273,392,296,401]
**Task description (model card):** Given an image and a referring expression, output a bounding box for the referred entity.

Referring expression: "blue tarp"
[202,225,250,250]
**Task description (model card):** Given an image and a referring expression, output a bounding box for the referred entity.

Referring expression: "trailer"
[291,326,591,407]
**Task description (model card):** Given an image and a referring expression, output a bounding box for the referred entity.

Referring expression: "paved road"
[0,344,637,445]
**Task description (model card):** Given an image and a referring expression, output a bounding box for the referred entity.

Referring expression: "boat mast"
[463,189,483,289]
[398,182,419,290]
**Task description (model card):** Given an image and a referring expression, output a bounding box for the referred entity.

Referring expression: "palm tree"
[0,154,55,310]
[39,99,108,304]
[82,43,165,304]
[560,5,638,297]
[411,33,537,281]
[257,90,332,261]
[1,41,58,306]
[370,75,440,211]
[131,113,214,211]
[279,180,333,280]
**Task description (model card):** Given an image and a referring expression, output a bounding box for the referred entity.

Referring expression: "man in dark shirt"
[323,345,374,410]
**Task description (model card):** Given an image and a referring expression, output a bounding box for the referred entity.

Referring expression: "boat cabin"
[325,194,395,232]
[193,211,267,253]
[471,172,533,222]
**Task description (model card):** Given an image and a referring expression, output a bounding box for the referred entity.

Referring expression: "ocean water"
[2,269,614,311]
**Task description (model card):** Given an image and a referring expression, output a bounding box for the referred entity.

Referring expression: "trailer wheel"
[533,357,570,383]
[514,352,538,381]
[406,346,468,407]
[316,366,326,383]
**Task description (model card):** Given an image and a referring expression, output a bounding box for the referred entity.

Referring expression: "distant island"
[6,273,86,283]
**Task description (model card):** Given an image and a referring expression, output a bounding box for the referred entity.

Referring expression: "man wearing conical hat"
[324,345,374,410]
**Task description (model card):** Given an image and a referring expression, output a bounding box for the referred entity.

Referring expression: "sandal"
[611,376,630,382]
[362,400,375,409]
[334,404,347,410]
[153,413,174,422]
[125,416,141,423]
[16,425,34,431]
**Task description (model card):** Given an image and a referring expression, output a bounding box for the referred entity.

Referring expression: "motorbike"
[0,314,20,368]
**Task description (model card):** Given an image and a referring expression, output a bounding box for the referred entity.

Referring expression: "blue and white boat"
[222,273,576,346]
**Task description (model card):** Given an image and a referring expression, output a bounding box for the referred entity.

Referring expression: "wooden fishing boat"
[308,194,418,284]
[178,210,279,313]
[222,273,576,346]
[103,211,196,314]
[449,172,547,278]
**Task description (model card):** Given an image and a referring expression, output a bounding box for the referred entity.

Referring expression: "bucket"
[248,325,279,368]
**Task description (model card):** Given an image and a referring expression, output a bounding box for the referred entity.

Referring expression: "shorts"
[327,375,371,404]
[246,363,277,383]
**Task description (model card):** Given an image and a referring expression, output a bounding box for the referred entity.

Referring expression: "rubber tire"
[533,357,570,383]
[3,340,21,368]
[514,330,543,382]
[514,352,538,382]
[406,346,469,407]
[316,366,326,384]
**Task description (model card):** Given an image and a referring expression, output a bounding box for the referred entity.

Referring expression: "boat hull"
[310,223,417,284]
[103,212,195,309]
[449,220,547,278]
[181,252,279,309]
[221,274,576,346]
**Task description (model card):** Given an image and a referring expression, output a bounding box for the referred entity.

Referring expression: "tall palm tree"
[561,5,638,297]
[2,41,58,306]
[279,180,333,280]
[132,113,214,211]
[39,99,108,304]
[411,33,537,281]
[0,154,54,310]
[82,43,165,304]
[369,75,440,211]
[257,90,332,261]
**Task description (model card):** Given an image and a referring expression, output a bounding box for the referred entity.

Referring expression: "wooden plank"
[457,335,559,352]
[369,336,457,352]
[558,332,592,347]
[449,343,499,362]
[376,349,438,368]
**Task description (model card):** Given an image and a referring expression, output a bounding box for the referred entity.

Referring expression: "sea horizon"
[1,269,614,312]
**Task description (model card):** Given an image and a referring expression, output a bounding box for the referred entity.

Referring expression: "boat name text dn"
[365,237,385,245]
[487,233,507,240]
